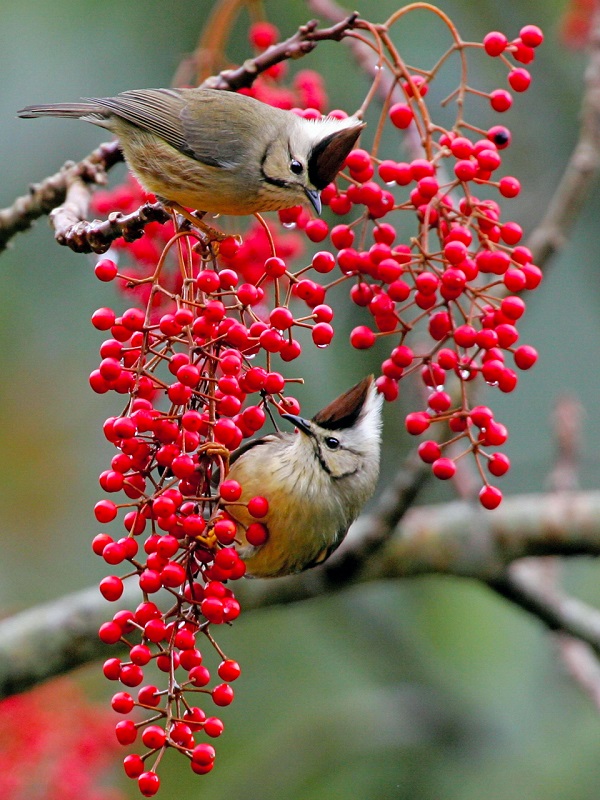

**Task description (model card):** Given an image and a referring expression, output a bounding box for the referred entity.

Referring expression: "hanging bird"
[224,376,382,578]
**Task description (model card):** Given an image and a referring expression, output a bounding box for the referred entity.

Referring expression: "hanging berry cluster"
[86,8,542,796]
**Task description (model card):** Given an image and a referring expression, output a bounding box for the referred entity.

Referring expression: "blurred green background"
[2,0,600,798]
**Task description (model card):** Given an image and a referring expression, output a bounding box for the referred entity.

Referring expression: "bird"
[17,87,365,217]
[223,376,382,578]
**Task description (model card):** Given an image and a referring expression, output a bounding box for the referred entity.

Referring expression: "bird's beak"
[303,187,322,216]
[282,413,313,436]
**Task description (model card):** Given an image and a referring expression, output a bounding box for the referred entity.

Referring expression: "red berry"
[479,485,503,509]
[405,411,430,435]
[488,453,511,477]
[218,659,241,681]
[264,256,287,278]
[432,457,456,480]
[520,24,543,48]
[220,479,243,502]
[100,575,124,601]
[513,345,538,370]
[246,522,268,546]
[417,440,441,463]
[141,724,166,749]
[91,307,116,330]
[508,68,531,92]
[312,322,334,346]
[204,717,225,738]
[350,325,376,349]
[95,258,118,281]
[192,743,216,765]
[483,31,508,56]
[389,102,414,129]
[305,219,329,242]
[249,20,279,49]
[138,771,160,797]
[212,683,234,706]
[111,691,134,714]
[95,500,118,523]
[490,89,513,112]
[312,250,336,273]
[123,754,145,778]
[115,719,138,745]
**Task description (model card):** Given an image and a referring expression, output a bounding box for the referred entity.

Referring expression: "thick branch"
[3,490,600,697]
[0,141,121,254]
[51,197,170,254]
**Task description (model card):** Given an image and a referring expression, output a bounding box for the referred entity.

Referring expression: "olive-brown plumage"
[18,87,364,216]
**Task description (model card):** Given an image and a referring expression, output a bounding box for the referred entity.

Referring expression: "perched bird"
[18,87,364,216]
[224,376,382,578]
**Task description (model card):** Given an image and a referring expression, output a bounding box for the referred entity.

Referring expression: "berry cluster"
[85,12,543,795]
[326,19,544,508]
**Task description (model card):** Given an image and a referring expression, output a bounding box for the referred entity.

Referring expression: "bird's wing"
[177,89,283,170]
[88,88,241,169]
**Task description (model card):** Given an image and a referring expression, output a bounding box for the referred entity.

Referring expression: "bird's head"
[282,375,382,482]
[261,114,365,214]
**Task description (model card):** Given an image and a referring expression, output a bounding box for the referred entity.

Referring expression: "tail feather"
[17,102,104,119]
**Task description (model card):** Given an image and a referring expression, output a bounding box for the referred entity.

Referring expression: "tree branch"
[488,565,600,657]
[3,489,600,698]
[0,141,121,254]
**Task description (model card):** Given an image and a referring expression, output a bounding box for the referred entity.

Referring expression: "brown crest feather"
[307,123,365,190]
[312,375,373,431]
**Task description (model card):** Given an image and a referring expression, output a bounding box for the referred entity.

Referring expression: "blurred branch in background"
[3,487,600,698]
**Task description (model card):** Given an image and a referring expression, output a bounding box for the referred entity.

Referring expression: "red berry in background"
[249,20,279,49]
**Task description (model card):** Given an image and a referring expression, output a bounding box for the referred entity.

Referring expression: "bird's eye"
[325,436,340,449]
[290,159,303,175]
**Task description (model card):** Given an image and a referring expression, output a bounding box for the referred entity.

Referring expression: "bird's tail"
[17,102,105,120]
